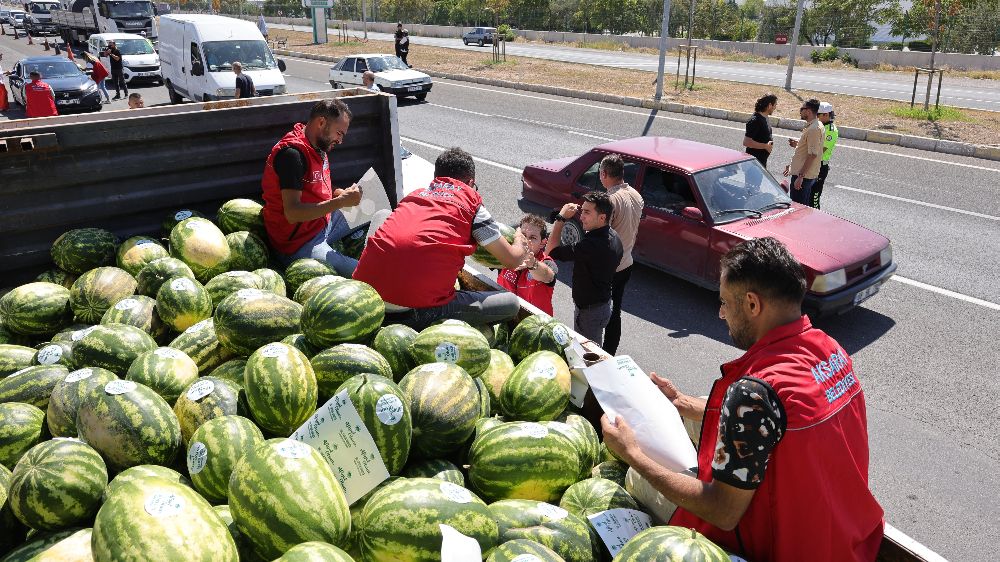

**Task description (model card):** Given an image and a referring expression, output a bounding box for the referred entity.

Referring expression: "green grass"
[479,58,518,67]
[889,106,969,122]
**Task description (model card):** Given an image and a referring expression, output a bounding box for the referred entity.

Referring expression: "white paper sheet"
[564,339,590,408]
[583,355,697,472]
[439,524,482,561]
[587,508,653,557]
[343,166,391,229]
[290,390,390,505]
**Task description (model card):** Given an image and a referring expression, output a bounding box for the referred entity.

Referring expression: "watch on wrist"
[554,215,567,223]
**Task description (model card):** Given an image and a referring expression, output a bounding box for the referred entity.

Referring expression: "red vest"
[90,61,109,84]
[25,79,58,118]
[353,177,483,308]
[261,123,332,255]
[670,316,884,562]
[497,250,554,315]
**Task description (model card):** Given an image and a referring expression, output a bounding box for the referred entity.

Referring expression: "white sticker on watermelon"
[104,380,137,395]
[154,347,182,359]
[511,556,542,562]
[236,288,263,299]
[587,508,653,557]
[536,503,568,521]
[134,239,156,247]
[114,298,140,311]
[552,325,571,347]
[275,439,311,459]
[422,363,448,374]
[70,326,97,341]
[144,492,185,517]
[186,319,212,333]
[187,442,208,475]
[53,437,84,443]
[522,423,549,438]
[259,343,286,358]
[186,379,215,402]
[439,482,473,504]
[65,368,94,383]
[170,277,195,292]
[434,342,460,363]
[440,319,465,326]
[375,394,404,426]
[530,364,557,380]
[36,345,63,365]
[185,219,206,231]
[174,210,193,221]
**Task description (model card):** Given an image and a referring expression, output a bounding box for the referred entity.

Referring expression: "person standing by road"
[0,53,10,112]
[257,12,268,40]
[233,62,255,99]
[24,70,57,118]
[743,93,777,168]
[81,52,110,104]
[783,98,823,206]
[399,30,411,67]
[812,101,838,209]
[362,71,380,92]
[101,40,127,100]
[394,23,404,58]
[497,214,558,315]
[545,191,623,348]
[601,154,643,356]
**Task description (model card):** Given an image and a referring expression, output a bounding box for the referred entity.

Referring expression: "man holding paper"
[601,237,884,562]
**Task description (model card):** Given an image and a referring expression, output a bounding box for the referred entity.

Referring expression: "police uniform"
[812,101,839,209]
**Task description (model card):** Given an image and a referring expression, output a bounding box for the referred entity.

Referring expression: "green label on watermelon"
[65,368,94,383]
[275,439,311,459]
[105,380,137,395]
[37,344,64,365]
[552,325,571,346]
[114,298,140,311]
[435,342,460,363]
[187,442,208,475]
[186,379,215,402]
[439,482,473,504]
[537,503,568,520]
[144,492,185,517]
[375,394,404,426]
[175,210,193,221]
[171,277,195,292]
[522,423,549,438]
[260,343,287,358]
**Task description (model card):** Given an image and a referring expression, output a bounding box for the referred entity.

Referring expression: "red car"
[520,137,896,316]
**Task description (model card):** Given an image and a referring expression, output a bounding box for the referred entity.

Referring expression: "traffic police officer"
[813,101,838,209]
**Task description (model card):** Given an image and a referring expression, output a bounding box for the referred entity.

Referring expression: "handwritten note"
[587,508,653,556]
[439,524,482,561]
[290,390,390,505]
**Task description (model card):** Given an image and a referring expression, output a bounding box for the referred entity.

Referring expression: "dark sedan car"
[8,56,103,114]
[521,137,896,317]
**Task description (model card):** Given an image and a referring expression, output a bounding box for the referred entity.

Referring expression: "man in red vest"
[353,147,532,329]
[24,71,58,118]
[261,99,362,274]
[601,237,884,562]
[497,214,557,315]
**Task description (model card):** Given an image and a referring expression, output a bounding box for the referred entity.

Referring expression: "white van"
[85,33,161,84]
[158,14,286,103]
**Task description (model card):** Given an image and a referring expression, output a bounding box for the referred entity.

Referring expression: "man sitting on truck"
[600,237,884,562]
[353,147,532,330]
[261,99,363,275]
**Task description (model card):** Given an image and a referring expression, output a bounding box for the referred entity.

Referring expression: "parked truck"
[22,0,61,36]
[49,0,157,45]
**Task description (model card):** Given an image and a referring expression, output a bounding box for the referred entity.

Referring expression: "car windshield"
[114,38,154,55]
[30,3,59,14]
[203,40,276,71]
[366,55,408,73]
[106,1,153,18]
[694,159,791,222]
[14,12,25,19]
[25,60,84,78]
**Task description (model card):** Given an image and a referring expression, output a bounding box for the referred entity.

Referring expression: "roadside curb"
[276,49,1000,163]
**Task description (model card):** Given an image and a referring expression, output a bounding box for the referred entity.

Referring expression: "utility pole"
[687,0,696,51]
[924,0,941,110]
[362,0,367,39]
[784,0,806,91]
[654,0,673,101]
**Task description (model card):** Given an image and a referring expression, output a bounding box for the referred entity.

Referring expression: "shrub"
[496,24,516,42]
[810,46,840,63]
[908,40,932,52]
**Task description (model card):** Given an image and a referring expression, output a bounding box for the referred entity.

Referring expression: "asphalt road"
[4,31,1000,560]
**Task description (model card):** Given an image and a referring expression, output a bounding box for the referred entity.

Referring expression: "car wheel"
[463,39,468,45]
[478,39,484,47]
[560,219,583,247]
[166,82,182,104]
[415,93,427,101]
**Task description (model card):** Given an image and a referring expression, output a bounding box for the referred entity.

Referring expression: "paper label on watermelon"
[512,556,542,562]
[171,277,195,292]
[185,219,206,231]
[522,423,549,438]
[439,524,482,561]
[587,508,653,557]
[134,239,156,246]
[114,298,139,311]
[236,288,263,299]
[536,503,568,520]
[71,326,97,341]
[186,379,215,402]
[439,482,473,504]
[290,390,390,505]
[530,364,557,380]
[36,344,64,365]
[260,343,286,358]
[422,363,448,374]
[187,442,208,474]
[65,368,94,383]
[174,210,193,221]
[435,342,460,363]
[154,347,183,359]
[552,324,571,347]
[53,437,83,443]
[275,439,311,459]
[187,319,212,333]
[105,380,136,395]
[375,394,404,426]
[144,492,185,517]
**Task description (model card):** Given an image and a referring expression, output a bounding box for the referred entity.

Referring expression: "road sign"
[301,0,333,8]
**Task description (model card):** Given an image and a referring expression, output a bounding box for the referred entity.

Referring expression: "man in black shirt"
[233,62,255,98]
[102,41,127,100]
[743,93,777,167]
[546,190,624,348]
[394,22,404,58]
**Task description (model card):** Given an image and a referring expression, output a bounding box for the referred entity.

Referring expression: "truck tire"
[166,82,182,104]
[477,38,484,47]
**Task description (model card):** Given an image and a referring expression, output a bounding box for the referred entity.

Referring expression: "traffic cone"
[67,47,74,61]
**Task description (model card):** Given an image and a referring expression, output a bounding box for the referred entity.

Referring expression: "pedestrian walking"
[233,62,255,98]
[0,53,10,112]
[812,101,838,209]
[102,40,127,100]
[257,13,268,40]
[545,191,623,348]
[783,98,823,206]
[399,30,410,67]
[600,154,643,356]
[24,70,58,118]
[81,52,110,104]
[394,23,403,58]
[743,93,777,168]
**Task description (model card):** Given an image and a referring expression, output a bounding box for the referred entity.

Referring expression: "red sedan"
[520,137,896,316]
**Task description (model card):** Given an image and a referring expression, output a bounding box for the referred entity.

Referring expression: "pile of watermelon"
[0,201,731,562]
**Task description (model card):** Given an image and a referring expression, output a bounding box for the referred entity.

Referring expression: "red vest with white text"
[497,250,554,315]
[25,79,57,118]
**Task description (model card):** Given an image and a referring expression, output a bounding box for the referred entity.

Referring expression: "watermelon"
[253,268,287,297]
[214,290,302,356]
[610,526,729,561]
[495,321,511,352]
[161,208,206,236]
[300,280,385,349]
[283,259,336,297]
[218,199,266,237]
[560,478,640,520]
[402,458,464,486]
[173,376,247,445]
[600,443,622,463]
[0,365,68,409]
[169,217,232,283]
[100,294,168,341]
[187,415,265,504]
[556,413,601,474]
[228,439,351,560]
[45,367,118,438]
[500,351,571,422]
[410,321,492,378]
[0,325,31,347]
[468,421,581,503]
[475,415,505,439]
[136,257,196,297]
[104,464,192,501]
[273,541,354,561]
[508,315,573,363]
[474,376,492,418]
[1,463,29,553]
[475,323,497,347]
[126,347,200,404]
[243,343,317,436]
[372,324,418,381]
[399,362,483,459]
[168,318,236,374]
[472,223,516,268]
[213,504,257,562]
[32,341,75,368]
[72,323,157,375]
[0,403,47,470]
[591,460,629,486]
[0,345,36,377]
[116,236,169,276]
[35,268,77,289]
[361,478,499,561]
[93,476,239,562]
[76,379,182,472]
[208,359,248,387]
[225,232,270,272]
[486,539,566,562]
[280,334,319,359]
[335,373,411,475]
[69,267,137,324]
[481,349,515,406]
[488,499,597,562]
[9,439,108,531]
[291,275,344,305]
[310,343,392,402]
[204,271,264,309]
[1,527,93,561]
[50,228,118,275]
[0,282,72,336]
[156,276,214,333]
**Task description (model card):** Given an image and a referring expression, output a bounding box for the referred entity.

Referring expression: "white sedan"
[329,54,432,101]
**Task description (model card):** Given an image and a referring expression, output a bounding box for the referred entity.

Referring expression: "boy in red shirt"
[497,214,557,315]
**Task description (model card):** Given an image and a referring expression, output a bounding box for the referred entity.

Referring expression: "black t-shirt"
[745,112,772,166]
[548,225,623,307]
[273,147,306,190]
[711,376,786,490]
[106,47,124,71]
[235,74,255,98]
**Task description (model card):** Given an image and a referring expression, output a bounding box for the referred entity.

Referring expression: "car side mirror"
[681,206,703,221]
[191,62,204,76]
[277,59,286,72]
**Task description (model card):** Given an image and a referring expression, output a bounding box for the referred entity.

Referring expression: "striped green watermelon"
[72,323,157,375]
[280,334,319,359]
[610,526,729,561]
[0,324,32,347]
[402,458,464,486]
[228,439,351,560]
[310,343,392,402]
[50,228,118,275]
[274,541,354,562]
[0,463,29,556]
[0,527,93,561]
[301,280,385,349]
[45,367,118,438]
[169,217,232,283]
[35,268,77,289]
[217,199,266,237]
[472,223,516,269]
[213,504,258,562]
[283,259,336,297]
[399,362,483,459]
[500,351,571,422]
[104,464,192,501]
[475,323,497,347]
[136,257,196,297]
[468,421,581,503]
[292,274,345,305]
[555,414,601,475]
[474,376,492,418]
[0,282,72,336]
[0,345,36,377]
[591,460,629,486]
[508,315,573,363]
[116,236,169,277]
[0,365,68,409]
[360,477,499,562]
[173,376,247,445]
[0,403,47,470]
[243,343,317,436]
[187,415,265,504]
[208,359,248,387]
[76,379,182,472]
[488,499,597,562]
[486,539,566,562]
[410,321,492,378]
[9,439,108,531]
[495,321,511,352]
[560,478,640,521]
[372,324,418,381]
[481,349,515,406]
[335,373,411,475]
[475,415,505,440]
[225,232,270,272]
[100,294,168,341]
[156,276,214,332]
[253,268,287,298]
[600,443,622,463]
[126,347,200,404]
[342,476,400,559]
[168,318,236,374]
[161,208,207,237]
[214,290,302,356]
[204,271,264,309]
[69,267,137,324]
[94,476,239,562]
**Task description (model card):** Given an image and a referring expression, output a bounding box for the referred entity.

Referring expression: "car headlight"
[216,87,236,97]
[422,78,432,85]
[879,244,892,267]
[274,84,286,94]
[811,269,847,293]
[389,81,405,89]
[82,83,97,93]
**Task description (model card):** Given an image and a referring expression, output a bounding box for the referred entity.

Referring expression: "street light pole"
[784,0,806,91]
[654,0,673,101]
[923,0,941,110]
[362,0,367,39]
[687,0,695,51]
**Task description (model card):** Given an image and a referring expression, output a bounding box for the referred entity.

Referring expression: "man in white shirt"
[601,154,644,355]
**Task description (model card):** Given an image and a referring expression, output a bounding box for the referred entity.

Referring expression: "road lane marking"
[893,276,1000,311]
[401,136,522,173]
[834,185,1000,221]
[427,103,492,117]
[567,131,617,141]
